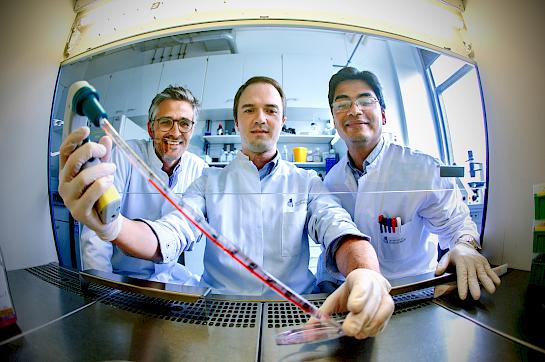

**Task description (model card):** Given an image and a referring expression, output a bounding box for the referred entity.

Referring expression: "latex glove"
[435,243,501,300]
[318,268,394,339]
[58,127,123,241]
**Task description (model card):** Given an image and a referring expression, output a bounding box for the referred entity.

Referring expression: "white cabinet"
[104,64,163,118]
[201,53,282,112]
[74,53,337,125]
[158,56,208,102]
[202,54,243,109]
[87,74,111,106]
[199,53,333,115]
[110,115,149,140]
[282,54,335,109]
[126,63,163,118]
[103,71,125,116]
[242,54,282,84]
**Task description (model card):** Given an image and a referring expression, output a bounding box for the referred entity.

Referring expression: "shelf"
[207,161,325,168]
[280,135,335,144]
[293,162,325,167]
[208,162,230,167]
[202,134,335,144]
[199,107,331,124]
[203,135,240,143]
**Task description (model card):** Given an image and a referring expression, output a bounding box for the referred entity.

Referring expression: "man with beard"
[79,85,207,284]
[316,67,500,301]
[59,76,394,340]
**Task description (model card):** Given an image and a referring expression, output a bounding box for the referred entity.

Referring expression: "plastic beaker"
[293,147,308,162]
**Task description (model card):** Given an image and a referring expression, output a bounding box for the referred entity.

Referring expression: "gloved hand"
[58,127,123,241]
[435,242,501,300]
[318,268,394,339]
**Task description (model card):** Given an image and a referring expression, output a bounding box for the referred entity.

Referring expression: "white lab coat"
[146,151,366,295]
[317,138,478,283]
[80,139,207,284]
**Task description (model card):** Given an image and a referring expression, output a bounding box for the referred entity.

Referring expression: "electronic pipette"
[63,81,121,224]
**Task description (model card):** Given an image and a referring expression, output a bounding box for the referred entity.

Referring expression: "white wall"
[464,0,545,270]
[0,0,74,270]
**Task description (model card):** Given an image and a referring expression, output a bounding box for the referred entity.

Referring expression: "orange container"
[292,147,308,162]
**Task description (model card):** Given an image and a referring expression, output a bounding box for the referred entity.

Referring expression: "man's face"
[147,99,195,165]
[331,79,385,148]
[235,82,286,154]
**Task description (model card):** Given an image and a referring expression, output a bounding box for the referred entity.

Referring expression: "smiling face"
[332,79,386,150]
[147,99,195,173]
[235,82,286,157]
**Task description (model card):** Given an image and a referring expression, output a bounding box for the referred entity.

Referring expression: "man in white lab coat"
[316,67,500,300]
[59,76,394,340]
[80,85,207,283]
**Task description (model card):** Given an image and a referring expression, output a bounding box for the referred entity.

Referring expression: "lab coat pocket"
[379,220,414,261]
[281,209,307,257]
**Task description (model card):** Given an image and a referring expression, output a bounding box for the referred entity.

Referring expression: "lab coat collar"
[346,136,385,177]
[365,136,385,166]
[235,149,281,178]
[145,139,183,179]
[146,139,164,174]
[258,150,280,180]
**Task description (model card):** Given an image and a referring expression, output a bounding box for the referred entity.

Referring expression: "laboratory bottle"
[306,149,313,162]
[217,124,223,135]
[204,120,212,136]
[310,122,318,135]
[0,246,17,328]
[324,121,334,135]
[282,145,290,161]
[325,150,337,173]
[220,151,228,163]
[313,147,321,162]
[226,151,235,162]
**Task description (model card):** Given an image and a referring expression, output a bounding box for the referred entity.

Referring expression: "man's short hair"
[148,85,200,123]
[328,67,386,110]
[233,76,286,120]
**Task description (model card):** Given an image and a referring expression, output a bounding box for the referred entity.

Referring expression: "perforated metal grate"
[266,299,347,329]
[25,264,260,328]
[102,292,260,328]
[26,263,260,328]
[25,264,433,329]
[25,263,112,298]
[392,287,434,315]
[266,288,435,328]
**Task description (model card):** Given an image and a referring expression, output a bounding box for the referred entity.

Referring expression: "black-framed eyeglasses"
[154,117,194,132]
[331,96,379,113]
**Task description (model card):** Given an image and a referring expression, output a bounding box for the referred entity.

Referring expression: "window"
[425,53,487,180]
[423,52,488,236]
